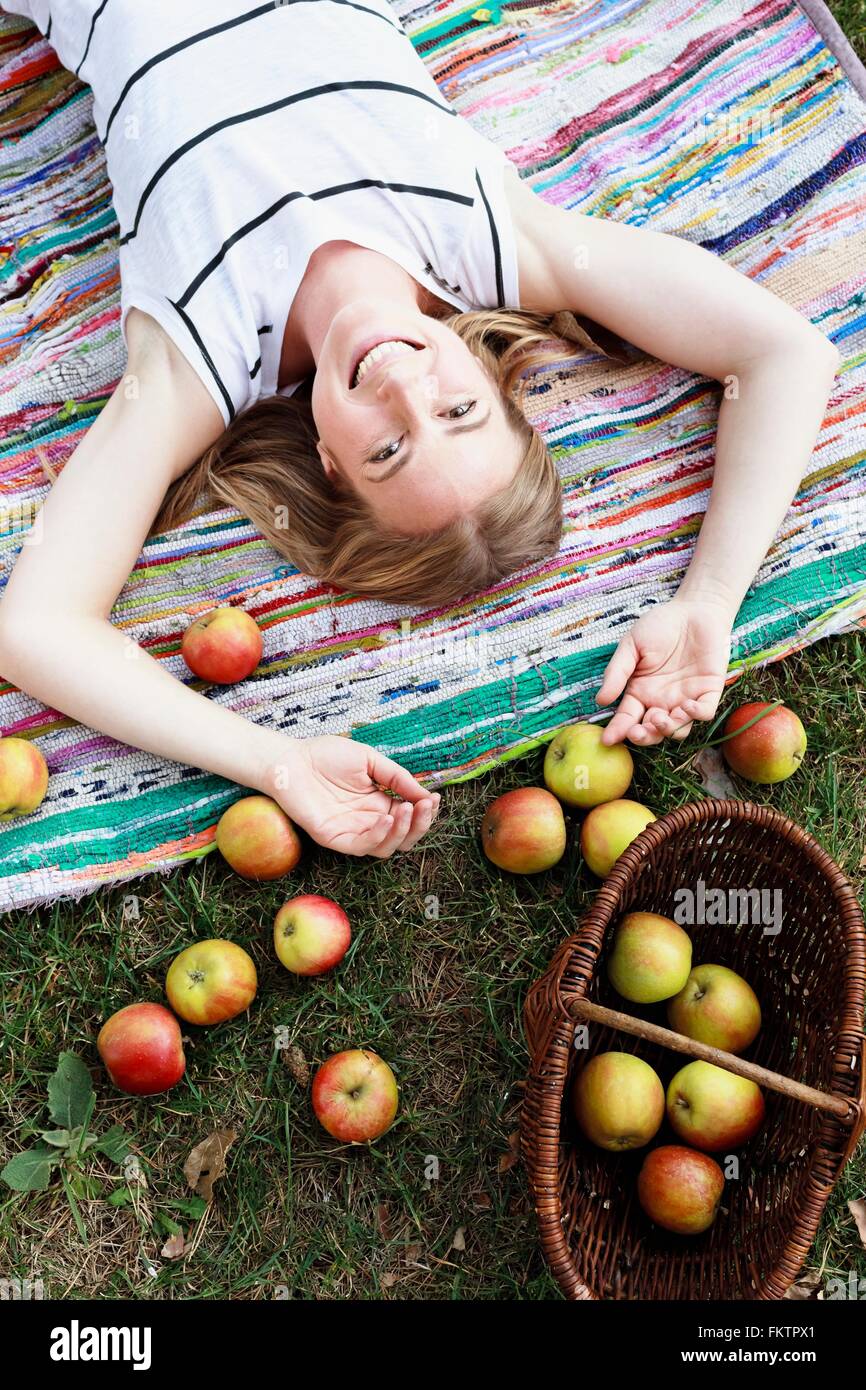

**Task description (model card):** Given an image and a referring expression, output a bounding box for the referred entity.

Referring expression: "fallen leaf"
[474,1192,493,1210]
[498,1129,521,1172]
[848,1198,866,1246]
[377,1203,391,1240]
[160,1232,185,1260]
[183,1128,237,1202]
[281,1045,310,1086]
[694,747,739,799]
[451,1227,466,1252]
[380,1272,398,1291]
[404,1243,422,1264]
[784,1270,822,1300]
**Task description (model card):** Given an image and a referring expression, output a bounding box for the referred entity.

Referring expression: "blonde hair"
[148,307,620,605]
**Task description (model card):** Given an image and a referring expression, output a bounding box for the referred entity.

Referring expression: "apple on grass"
[543,721,633,809]
[637,1145,725,1234]
[721,702,806,783]
[181,606,263,684]
[579,799,656,878]
[607,912,692,1004]
[480,787,566,874]
[666,1060,765,1152]
[215,794,302,879]
[274,894,351,975]
[165,939,257,1025]
[572,1051,665,1151]
[667,963,761,1054]
[97,1003,185,1096]
[312,1050,398,1142]
[0,736,49,819]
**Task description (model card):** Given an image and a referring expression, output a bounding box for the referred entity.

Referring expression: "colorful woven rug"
[1,0,865,912]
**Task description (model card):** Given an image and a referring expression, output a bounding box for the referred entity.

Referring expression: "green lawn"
[1,1,864,1303]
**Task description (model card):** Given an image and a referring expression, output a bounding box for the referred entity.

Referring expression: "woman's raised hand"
[596,597,733,746]
[261,734,440,857]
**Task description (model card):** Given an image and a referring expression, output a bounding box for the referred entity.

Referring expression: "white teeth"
[353,339,416,386]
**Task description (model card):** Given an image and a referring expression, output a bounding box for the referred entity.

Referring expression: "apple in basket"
[165,939,258,1025]
[181,606,263,684]
[666,1060,765,1152]
[637,1145,725,1235]
[721,701,807,783]
[312,1050,399,1142]
[579,799,656,878]
[572,1051,665,1151]
[667,964,761,1054]
[97,1003,186,1096]
[0,736,49,819]
[274,894,351,976]
[543,721,633,808]
[607,911,692,1004]
[215,794,302,879]
[480,787,566,873]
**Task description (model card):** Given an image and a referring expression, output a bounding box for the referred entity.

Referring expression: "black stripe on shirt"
[249,356,262,380]
[168,297,236,423]
[176,180,475,310]
[75,0,111,77]
[474,167,504,308]
[257,324,273,335]
[118,81,456,246]
[103,0,403,142]
[45,14,52,40]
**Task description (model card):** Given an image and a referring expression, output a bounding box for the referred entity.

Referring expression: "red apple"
[572,1051,665,1151]
[667,963,761,1054]
[215,794,301,879]
[721,702,806,783]
[579,799,656,878]
[97,1002,185,1096]
[312,1049,398,1142]
[165,939,257,1025]
[666,1060,765,1152]
[0,736,49,819]
[274,894,351,976]
[480,787,566,873]
[637,1145,725,1234]
[181,606,263,684]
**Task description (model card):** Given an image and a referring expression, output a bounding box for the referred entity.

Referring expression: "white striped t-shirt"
[7,0,522,427]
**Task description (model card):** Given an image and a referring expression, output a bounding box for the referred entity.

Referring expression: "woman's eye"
[448,399,476,419]
[368,401,476,463]
[372,439,401,462]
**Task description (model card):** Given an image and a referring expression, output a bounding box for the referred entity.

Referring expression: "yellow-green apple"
[215,794,301,879]
[667,964,761,1054]
[274,894,351,976]
[165,939,257,1025]
[543,721,633,808]
[181,606,263,684]
[721,702,806,783]
[572,1051,665,1151]
[480,787,566,874]
[580,799,656,878]
[97,1002,185,1096]
[0,736,49,819]
[607,912,692,1004]
[666,1060,765,1152]
[637,1145,725,1234]
[312,1049,398,1142]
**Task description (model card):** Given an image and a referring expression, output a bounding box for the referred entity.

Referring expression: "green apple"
[572,1051,664,1151]
[666,1060,765,1152]
[637,1145,725,1234]
[580,798,656,877]
[607,911,692,1003]
[543,721,633,809]
[667,964,761,1054]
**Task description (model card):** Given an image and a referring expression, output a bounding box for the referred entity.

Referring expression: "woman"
[0,1,839,859]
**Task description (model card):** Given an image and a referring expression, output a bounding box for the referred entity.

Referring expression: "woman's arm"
[508,175,840,743]
[0,311,438,854]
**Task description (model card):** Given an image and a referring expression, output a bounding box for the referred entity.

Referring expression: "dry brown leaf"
[451,1227,466,1252]
[848,1197,866,1246]
[694,747,739,799]
[404,1242,422,1264]
[474,1192,493,1210]
[183,1128,237,1202]
[281,1045,310,1086]
[161,1232,185,1260]
[499,1129,521,1172]
[784,1270,822,1300]
[380,1272,398,1291]
[377,1203,391,1240]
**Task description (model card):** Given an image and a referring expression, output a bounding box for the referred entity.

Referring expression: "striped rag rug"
[1,0,865,912]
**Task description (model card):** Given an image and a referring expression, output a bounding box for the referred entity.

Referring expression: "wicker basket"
[522,800,866,1300]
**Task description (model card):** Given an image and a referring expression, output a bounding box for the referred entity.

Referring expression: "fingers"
[600,693,645,745]
[669,706,694,741]
[596,634,639,709]
[367,794,441,858]
[366,749,430,803]
[682,691,723,722]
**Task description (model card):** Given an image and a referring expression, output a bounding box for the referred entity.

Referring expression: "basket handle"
[839,1035,866,1164]
[567,997,864,1128]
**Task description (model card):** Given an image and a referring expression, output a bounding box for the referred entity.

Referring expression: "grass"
[1,632,865,1299]
[1,0,865,1304]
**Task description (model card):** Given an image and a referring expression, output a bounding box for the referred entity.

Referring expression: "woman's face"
[310,297,524,532]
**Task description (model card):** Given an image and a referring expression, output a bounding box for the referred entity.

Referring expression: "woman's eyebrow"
[366,406,492,482]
